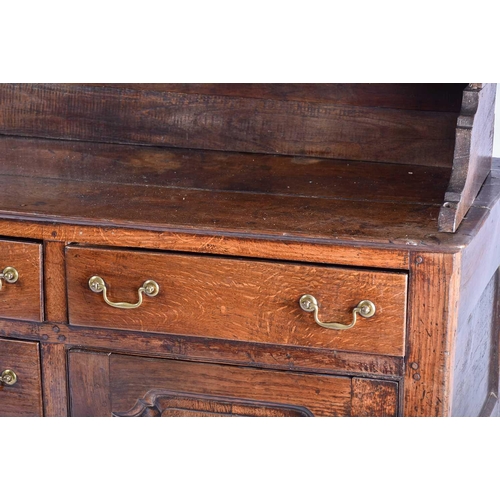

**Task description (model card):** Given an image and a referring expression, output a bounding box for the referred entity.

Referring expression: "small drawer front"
[0,239,43,321]
[68,350,399,417]
[0,338,43,416]
[66,246,407,356]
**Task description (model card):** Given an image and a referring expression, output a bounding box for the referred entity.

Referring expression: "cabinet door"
[68,350,398,417]
[0,338,43,417]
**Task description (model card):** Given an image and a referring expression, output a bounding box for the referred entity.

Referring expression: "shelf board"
[0,136,453,246]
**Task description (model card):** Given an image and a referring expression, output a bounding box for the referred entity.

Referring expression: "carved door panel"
[68,350,398,417]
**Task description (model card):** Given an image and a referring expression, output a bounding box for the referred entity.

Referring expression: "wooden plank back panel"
[0,83,458,167]
[63,83,466,111]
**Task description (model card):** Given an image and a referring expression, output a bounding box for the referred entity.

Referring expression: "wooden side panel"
[0,338,43,416]
[43,241,68,323]
[0,239,43,322]
[108,354,353,417]
[66,246,408,356]
[404,253,460,417]
[0,83,457,167]
[439,83,497,232]
[40,343,68,416]
[351,378,398,417]
[452,272,497,416]
[68,350,111,417]
[453,267,500,417]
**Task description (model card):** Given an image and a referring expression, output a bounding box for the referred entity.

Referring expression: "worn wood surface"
[351,378,399,417]
[106,352,396,417]
[0,160,497,255]
[113,389,314,417]
[69,83,466,111]
[43,241,67,323]
[404,253,460,416]
[40,342,68,416]
[439,83,496,232]
[0,142,448,245]
[0,338,42,416]
[66,246,407,356]
[0,219,411,270]
[0,84,458,167]
[458,160,500,326]
[452,271,498,416]
[0,318,403,378]
[0,174,444,246]
[68,350,110,417]
[0,239,43,321]
[0,136,452,205]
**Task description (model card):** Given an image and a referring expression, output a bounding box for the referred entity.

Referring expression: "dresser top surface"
[0,136,497,252]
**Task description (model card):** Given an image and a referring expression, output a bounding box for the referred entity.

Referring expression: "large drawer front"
[0,338,43,416]
[66,246,407,356]
[68,350,398,417]
[0,239,43,321]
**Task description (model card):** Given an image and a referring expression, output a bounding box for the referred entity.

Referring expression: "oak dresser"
[0,83,498,417]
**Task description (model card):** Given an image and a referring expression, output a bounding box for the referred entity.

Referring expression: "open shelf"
[0,136,453,245]
[0,83,496,240]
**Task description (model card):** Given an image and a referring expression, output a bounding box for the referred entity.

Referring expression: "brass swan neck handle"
[88,276,159,309]
[299,294,376,330]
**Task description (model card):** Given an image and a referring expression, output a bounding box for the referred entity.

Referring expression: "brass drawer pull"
[0,369,18,386]
[88,276,159,309]
[299,295,376,330]
[0,266,19,291]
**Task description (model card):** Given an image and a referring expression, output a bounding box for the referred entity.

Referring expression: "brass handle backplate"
[0,266,19,291]
[1,369,18,386]
[299,294,376,331]
[88,276,160,309]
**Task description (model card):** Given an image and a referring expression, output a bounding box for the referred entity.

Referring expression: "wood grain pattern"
[43,241,67,323]
[0,338,42,416]
[2,160,498,256]
[404,253,460,416]
[68,350,110,417]
[0,239,43,321]
[0,318,404,378]
[0,219,411,270]
[112,389,314,417]
[40,343,68,416]
[66,246,408,356]
[0,83,458,167]
[452,271,498,416]
[0,136,452,205]
[107,352,396,417]
[0,167,444,245]
[351,378,399,417]
[439,83,497,232]
[68,83,466,111]
[458,163,500,326]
